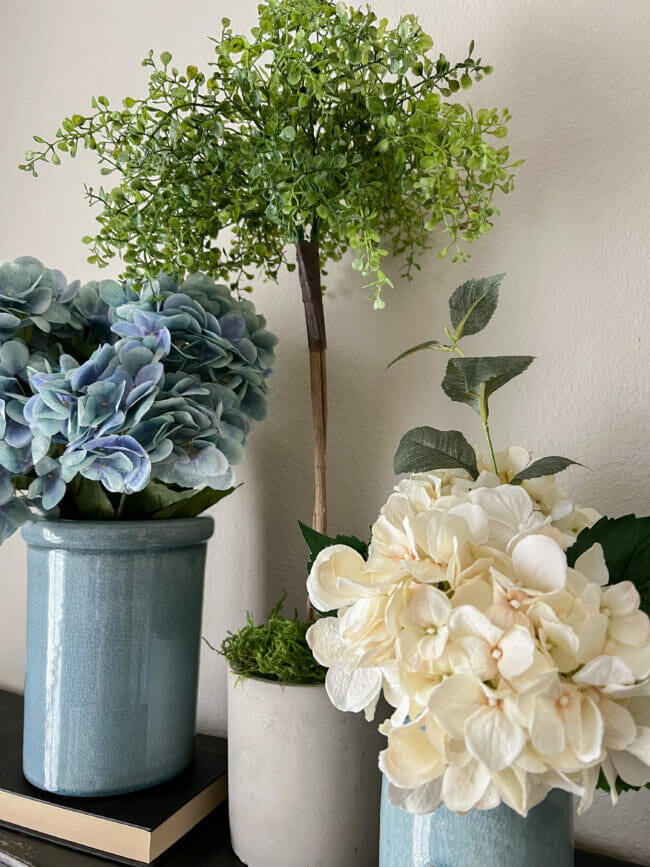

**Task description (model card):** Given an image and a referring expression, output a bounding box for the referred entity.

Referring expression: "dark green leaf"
[567,515,650,616]
[152,485,238,519]
[393,426,478,478]
[512,456,583,483]
[386,339,444,369]
[442,355,535,413]
[449,273,504,339]
[59,476,115,520]
[298,520,368,574]
[119,479,195,520]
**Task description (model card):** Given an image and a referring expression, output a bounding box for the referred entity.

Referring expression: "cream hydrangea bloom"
[306,459,650,817]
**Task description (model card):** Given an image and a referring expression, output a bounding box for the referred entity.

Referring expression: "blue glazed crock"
[21,517,213,797]
[379,775,574,867]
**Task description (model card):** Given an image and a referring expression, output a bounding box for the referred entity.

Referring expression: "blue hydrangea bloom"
[60,435,151,494]
[0,258,276,539]
[27,456,66,511]
[0,498,31,543]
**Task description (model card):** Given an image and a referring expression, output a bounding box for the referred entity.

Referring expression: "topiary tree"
[22,0,520,590]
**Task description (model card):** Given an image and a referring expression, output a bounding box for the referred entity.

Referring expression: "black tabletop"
[0,814,641,867]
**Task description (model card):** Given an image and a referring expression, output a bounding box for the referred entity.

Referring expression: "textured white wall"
[1,0,649,861]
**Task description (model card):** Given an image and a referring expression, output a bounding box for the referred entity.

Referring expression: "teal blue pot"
[379,775,574,867]
[22,517,213,797]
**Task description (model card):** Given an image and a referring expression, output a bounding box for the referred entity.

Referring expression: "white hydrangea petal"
[576,765,599,815]
[305,617,345,666]
[474,783,501,811]
[498,626,535,679]
[574,543,609,586]
[512,534,567,594]
[600,757,620,805]
[409,584,451,628]
[386,779,443,816]
[441,759,491,813]
[602,678,650,699]
[444,635,496,681]
[427,513,472,562]
[530,694,566,756]
[573,655,636,687]
[324,661,382,713]
[465,706,526,771]
[626,726,650,765]
[602,581,640,617]
[565,695,604,764]
[600,696,637,750]
[470,484,533,529]
[419,628,449,662]
[430,672,485,738]
[611,737,650,787]
[448,503,490,544]
[306,545,370,612]
[451,576,493,611]
[608,611,650,647]
[449,605,503,646]
[577,613,608,662]
[603,641,650,681]
[489,766,529,816]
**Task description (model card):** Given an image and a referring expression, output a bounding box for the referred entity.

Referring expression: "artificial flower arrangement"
[0,255,276,536]
[21,0,521,681]
[306,273,650,817]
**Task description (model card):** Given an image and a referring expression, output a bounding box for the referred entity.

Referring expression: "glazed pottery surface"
[22,517,213,796]
[228,672,384,867]
[379,774,574,867]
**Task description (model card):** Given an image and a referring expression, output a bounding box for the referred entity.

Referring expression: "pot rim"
[21,515,214,551]
[228,668,326,690]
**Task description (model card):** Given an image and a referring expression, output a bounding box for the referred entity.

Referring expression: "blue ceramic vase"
[22,517,213,797]
[379,775,574,867]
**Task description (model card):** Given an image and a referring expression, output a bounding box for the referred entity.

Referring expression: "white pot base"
[228,672,384,867]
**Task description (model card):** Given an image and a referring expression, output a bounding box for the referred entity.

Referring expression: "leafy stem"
[445,325,498,474]
[479,384,498,475]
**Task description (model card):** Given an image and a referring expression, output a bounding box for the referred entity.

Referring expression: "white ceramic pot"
[227,671,384,867]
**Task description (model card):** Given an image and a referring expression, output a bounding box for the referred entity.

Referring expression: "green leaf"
[59,476,115,520]
[386,339,444,369]
[119,479,195,519]
[393,426,478,478]
[512,456,583,483]
[567,515,650,615]
[298,520,368,574]
[442,355,535,413]
[152,485,238,519]
[449,273,504,339]
[279,125,296,142]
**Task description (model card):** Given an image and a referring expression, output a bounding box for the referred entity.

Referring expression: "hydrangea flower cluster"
[306,452,650,818]
[0,256,276,540]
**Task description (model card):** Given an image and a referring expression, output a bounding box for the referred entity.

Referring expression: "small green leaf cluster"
[218,597,326,685]
[391,274,579,481]
[21,0,520,308]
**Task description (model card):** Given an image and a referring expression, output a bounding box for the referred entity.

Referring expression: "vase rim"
[21,515,214,551]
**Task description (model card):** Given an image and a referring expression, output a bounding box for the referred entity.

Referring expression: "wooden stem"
[296,240,327,621]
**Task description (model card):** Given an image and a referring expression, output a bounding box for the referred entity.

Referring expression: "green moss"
[216,598,326,685]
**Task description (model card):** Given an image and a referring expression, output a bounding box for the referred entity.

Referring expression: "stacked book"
[0,690,227,865]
